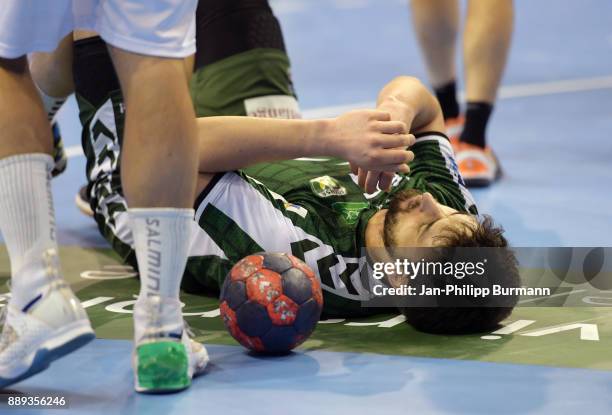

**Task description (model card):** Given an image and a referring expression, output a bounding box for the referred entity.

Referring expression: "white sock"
[0,154,62,309]
[129,208,194,302]
[34,83,66,123]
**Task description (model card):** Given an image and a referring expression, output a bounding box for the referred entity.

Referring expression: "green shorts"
[190,48,299,117]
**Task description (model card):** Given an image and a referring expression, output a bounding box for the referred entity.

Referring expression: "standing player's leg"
[28,34,74,115]
[71,30,194,218]
[28,34,75,177]
[97,0,208,392]
[70,1,300,299]
[410,0,462,136]
[0,56,93,388]
[109,49,199,208]
[456,0,513,186]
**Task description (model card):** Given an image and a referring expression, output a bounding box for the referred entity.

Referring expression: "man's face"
[383,190,477,247]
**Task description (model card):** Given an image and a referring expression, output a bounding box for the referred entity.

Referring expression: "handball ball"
[219,252,323,353]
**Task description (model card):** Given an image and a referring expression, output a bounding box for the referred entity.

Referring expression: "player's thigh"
[190,49,300,118]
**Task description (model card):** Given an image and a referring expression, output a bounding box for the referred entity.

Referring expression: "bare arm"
[376,76,445,134]
[196,110,415,173]
[355,76,446,193]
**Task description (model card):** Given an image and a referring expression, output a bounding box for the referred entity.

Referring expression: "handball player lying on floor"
[77,71,519,334]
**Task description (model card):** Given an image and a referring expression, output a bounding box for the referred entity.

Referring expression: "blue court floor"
[3,0,612,413]
[4,339,612,415]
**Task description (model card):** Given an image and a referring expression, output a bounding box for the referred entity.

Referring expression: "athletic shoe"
[0,273,95,388]
[132,296,208,393]
[445,115,465,147]
[454,142,502,187]
[75,185,94,217]
[51,122,67,178]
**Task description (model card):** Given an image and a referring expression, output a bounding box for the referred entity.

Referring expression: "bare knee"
[28,34,74,97]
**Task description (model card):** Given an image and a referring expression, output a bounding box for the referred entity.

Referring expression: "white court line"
[495,75,612,99]
[65,145,84,158]
[302,74,612,118]
[65,74,612,159]
[517,288,587,304]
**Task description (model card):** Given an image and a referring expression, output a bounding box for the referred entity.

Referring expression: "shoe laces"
[183,319,198,340]
[0,306,7,328]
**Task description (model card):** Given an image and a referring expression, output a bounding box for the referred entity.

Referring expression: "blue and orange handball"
[219,252,323,353]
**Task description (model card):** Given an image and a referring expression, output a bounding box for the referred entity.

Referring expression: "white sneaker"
[0,281,95,388]
[132,296,208,393]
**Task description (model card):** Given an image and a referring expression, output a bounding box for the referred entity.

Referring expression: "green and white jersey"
[184,132,477,316]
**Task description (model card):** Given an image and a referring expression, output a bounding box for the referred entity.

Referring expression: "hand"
[330,109,415,173]
[348,102,418,194]
[353,168,393,194]
[349,165,399,194]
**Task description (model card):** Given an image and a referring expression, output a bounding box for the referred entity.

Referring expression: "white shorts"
[0,0,197,59]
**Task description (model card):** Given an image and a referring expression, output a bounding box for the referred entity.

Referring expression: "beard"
[383,189,424,247]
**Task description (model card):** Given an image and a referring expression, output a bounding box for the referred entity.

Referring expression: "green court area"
[2,246,612,370]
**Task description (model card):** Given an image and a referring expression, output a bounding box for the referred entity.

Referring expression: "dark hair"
[399,215,521,334]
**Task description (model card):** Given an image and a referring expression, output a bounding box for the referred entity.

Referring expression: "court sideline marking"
[64,74,612,159]
[301,74,612,118]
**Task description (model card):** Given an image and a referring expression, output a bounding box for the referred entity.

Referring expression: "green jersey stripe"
[198,204,263,262]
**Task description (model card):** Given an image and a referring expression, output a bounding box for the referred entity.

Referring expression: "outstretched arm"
[196,109,415,173]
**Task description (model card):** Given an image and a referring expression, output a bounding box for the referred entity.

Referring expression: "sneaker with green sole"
[132,296,209,393]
